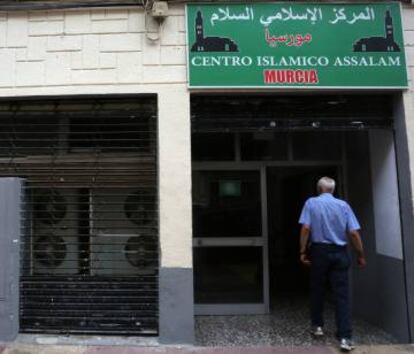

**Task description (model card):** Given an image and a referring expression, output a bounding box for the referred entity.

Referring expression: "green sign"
[186,3,408,89]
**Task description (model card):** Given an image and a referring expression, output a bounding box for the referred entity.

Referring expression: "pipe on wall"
[0,0,142,11]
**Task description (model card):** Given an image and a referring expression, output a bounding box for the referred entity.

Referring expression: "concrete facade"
[0,5,193,269]
[0,1,413,345]
[403,7,414,207]
[0,6,186,91]
[0,5,193,344]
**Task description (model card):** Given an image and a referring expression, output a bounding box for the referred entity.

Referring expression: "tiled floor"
[195,293,398,347]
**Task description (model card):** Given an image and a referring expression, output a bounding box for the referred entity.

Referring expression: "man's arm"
[345,203,366,268]
[299,224,311,266]
[298,199,312,266]
[349,229,367,268]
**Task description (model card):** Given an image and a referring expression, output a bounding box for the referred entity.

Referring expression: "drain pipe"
[0,0,142,11]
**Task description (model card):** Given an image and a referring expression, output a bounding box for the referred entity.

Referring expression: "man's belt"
[311,242,347,251]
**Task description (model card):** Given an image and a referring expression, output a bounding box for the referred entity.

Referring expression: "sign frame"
[185,2,409,90]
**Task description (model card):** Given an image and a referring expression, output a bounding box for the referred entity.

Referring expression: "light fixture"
[311,121,321,128]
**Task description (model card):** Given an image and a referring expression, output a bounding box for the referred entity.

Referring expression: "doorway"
[193,168,267,314]
[191,94,409,342]
[266,166,341,307]
[192,164,342,315]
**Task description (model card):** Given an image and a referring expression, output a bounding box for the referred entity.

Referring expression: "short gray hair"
[317,176,336,193]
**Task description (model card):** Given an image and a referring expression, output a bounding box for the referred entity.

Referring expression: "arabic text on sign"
[210,6,254,26]
[265,29,312,47]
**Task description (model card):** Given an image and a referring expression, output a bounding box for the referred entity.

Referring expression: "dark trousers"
[310,243,352,339]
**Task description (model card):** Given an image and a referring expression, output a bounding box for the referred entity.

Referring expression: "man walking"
[298,177,366,352]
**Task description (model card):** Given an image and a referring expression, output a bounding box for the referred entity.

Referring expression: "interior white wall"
[369,129,403,260]
[347,131,409,342]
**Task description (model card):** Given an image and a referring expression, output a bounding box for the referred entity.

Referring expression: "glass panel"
[194,246,263,304]
[193,170,261,237]
[241,132,288,161]
[191,132,235,161]
[292,132,342,160]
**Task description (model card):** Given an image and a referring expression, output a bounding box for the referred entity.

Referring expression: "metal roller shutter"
[0,96,158,335]
[191,94,394,132]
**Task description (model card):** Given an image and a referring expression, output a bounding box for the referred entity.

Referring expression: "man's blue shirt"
[298,193,361,246]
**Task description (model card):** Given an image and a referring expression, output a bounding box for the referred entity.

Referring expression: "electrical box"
[151,1,168,19]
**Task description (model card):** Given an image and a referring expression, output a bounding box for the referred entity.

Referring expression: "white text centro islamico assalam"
[190,55,402,67]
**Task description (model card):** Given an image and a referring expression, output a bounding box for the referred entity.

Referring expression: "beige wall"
[158,86,192,269]
[0,6,186,91]
[0,5,192,268]
[0,4,414,268]
[403,6,414,208]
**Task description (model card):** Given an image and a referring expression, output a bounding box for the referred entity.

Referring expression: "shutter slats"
[0,96,158,335]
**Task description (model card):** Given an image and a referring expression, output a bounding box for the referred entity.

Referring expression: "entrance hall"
[191,94,408,344]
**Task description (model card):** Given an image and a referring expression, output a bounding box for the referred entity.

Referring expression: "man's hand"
[349,230,366,269]
[299,224,311,267]
[357,255,367,268]
[300,253,311,267]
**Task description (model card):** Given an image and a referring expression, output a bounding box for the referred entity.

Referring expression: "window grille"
[0,96,158,335]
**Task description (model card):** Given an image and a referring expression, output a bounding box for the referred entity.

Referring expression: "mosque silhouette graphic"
[353,10,401,52]
[190,11,239,52]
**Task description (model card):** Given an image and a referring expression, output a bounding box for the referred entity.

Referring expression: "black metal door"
[0,96,158,335]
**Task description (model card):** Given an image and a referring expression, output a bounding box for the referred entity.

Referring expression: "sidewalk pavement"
[1,345,414,354]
